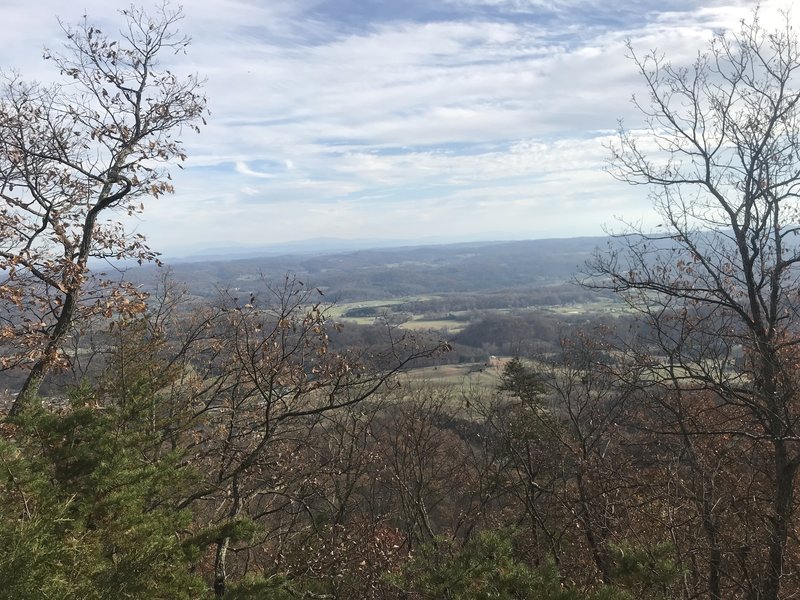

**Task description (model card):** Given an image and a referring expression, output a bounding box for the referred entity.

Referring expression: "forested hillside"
[5,5,800,600]
[127,237,607,301]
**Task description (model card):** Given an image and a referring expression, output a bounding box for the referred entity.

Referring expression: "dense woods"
[6,5,800,600]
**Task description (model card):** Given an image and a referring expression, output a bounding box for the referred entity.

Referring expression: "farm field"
[401,356,511,387]
[328,295,628,335]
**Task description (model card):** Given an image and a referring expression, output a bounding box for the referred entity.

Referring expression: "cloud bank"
[0,0,776,255]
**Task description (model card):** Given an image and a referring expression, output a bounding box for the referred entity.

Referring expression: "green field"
[399,318,467,334]
[327,296,436,317]
[327,294,628,334]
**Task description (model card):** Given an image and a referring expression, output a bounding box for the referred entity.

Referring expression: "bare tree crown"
[0,4,206,413]
[592,9,800,599]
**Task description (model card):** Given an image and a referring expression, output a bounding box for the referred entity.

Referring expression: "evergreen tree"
[0,385,207,599]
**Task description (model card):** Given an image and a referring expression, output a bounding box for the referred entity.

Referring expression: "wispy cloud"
[0,0,782,254]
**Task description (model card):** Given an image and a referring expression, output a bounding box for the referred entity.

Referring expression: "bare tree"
[0,4,206,415]
[168,277,448,597]
[589,9,800,599]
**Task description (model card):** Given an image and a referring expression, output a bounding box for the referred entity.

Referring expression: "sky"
[0,0,782,256]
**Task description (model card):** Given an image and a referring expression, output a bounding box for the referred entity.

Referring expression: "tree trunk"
[213,535,231,598]
[10,360,48,417]
[8,289,79,417]
[213,476,243,597]
[575,468,611,583]
[8,201,104,418]
[761,444,797,600]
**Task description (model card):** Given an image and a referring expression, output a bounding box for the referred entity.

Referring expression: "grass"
[327,296,438,319]
[325,295,629,334]
[402,357,512,389]
[400,318,467,334]
[544,297,630,316]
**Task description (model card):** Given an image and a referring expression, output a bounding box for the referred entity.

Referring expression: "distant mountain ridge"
[164,234,531,262]
[165,237,414,261]
[126,236,609,302]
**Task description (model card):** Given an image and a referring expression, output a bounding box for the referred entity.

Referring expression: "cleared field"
[399,318,467,334]
[544,297,630,315]
[327,295,629,334]
[327,296,438,319]
[402,358,511,388]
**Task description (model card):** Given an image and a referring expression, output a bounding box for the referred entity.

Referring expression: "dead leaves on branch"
[0,4,205,396]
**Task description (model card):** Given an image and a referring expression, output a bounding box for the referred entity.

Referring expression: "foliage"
[0,4,206,414]
[394,530,634,600]
[608,542,681,600]
[224,574,299,600]
[498,357,546,404]
[0,385,207,599]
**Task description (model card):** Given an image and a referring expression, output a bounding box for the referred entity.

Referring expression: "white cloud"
[0,0,793,254]
[235,161,275,179]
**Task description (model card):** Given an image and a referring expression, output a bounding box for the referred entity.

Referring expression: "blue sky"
[0,0,776,255]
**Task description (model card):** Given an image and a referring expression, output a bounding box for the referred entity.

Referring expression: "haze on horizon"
[0,0,780,257]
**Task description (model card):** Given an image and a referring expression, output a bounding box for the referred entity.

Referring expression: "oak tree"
[0,4,205,415]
